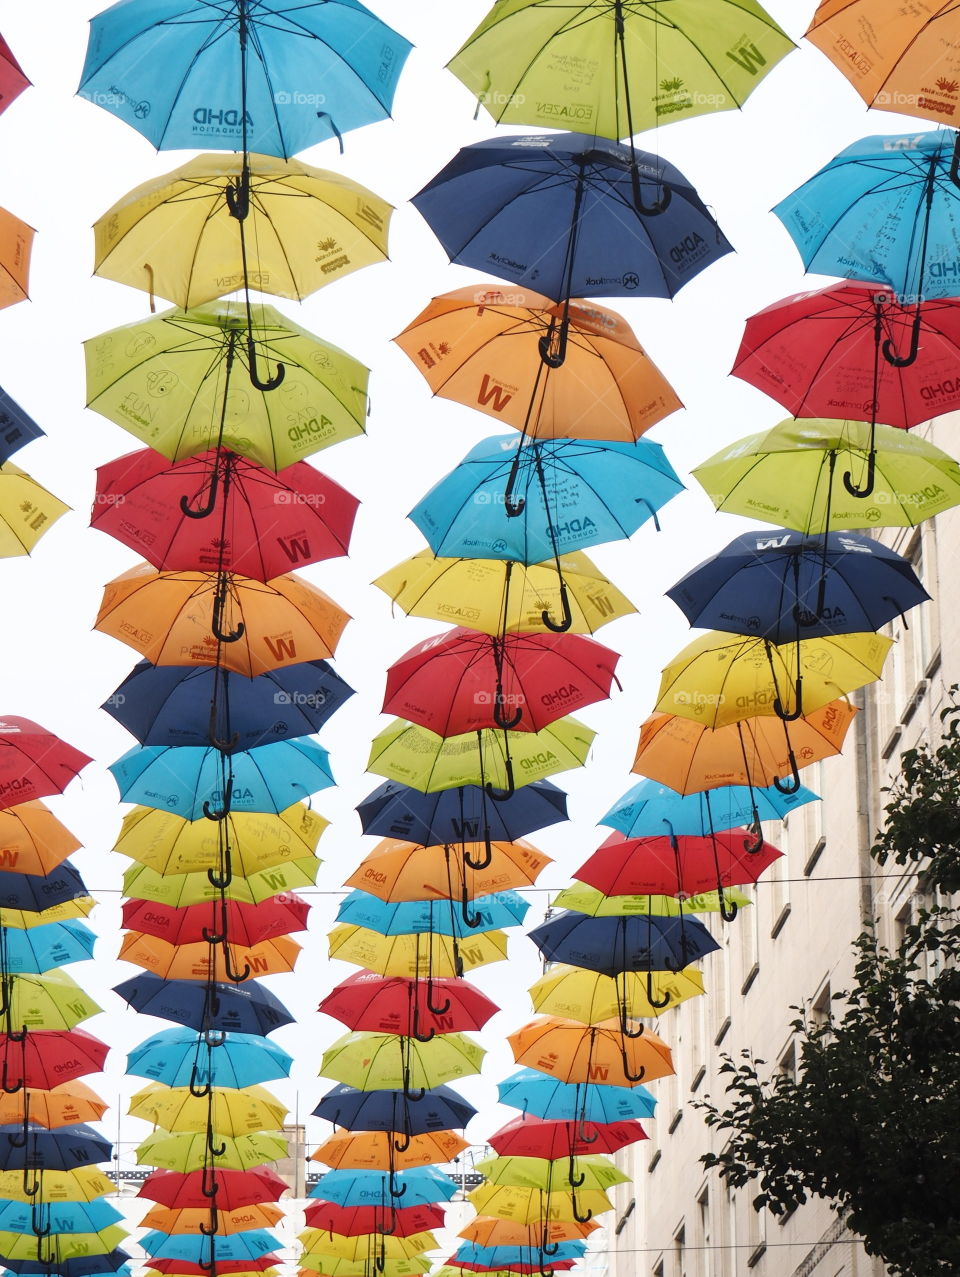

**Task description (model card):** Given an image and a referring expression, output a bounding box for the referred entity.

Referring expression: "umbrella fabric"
[474,1153,629,1193]
[298,1256,430,1277]
[528,911,719,975]
[0,918,95,969]
[0,1254,130,1277]
[138,1167,288,1209]
[383,627,619,735]
[667,527,929,643]
[307,1167,459,1207]
[0,462,67,557]
[118,931,301,980]
[93,153,392,309]
[459,1219,598,1246]
[143,1264,277,1276]
[506,1018,673,1086]
[600,777,818,837]
[528,964,705,1023]
[452,1243,585,1267]
[465,1183,613,1225]
[692,417,960,533]
[302,1203,445,1238]
[312,1083,477,1134]
[0,386,44,465]
[356,779,567,845]
[0,1230,127,1262]
[139,1232,277,1263]
[127,1028,293,1091]
[122,896,309,947]
[0,718,91,810]
[135,1130,287,1173]
[95,565,350,675]
[393,288,680,440]
[114,802,324,875]
[78,0,411,157]
[122,858,320,908]
[367,718,595,793]
[576,828,782,897]
[0,1200,121,1236]
[551,882,750,918]
[0,35,29,117]
[732,282,960,426]
[0,1166,115,1205]
[114,974,294,1036]
[448,0,793,137]
[141,1204,283,1235]
[0,1081,107,1130]
[327,925,508,978]
[488,1116,646,1161]
[86,303,369,468]
[312,1129,468,1171]
[0,1123,111,1170]
[318,1030,485,1091]
[2,971,101,1030]
[94,448,360,572]
[344,838,551,903]
[410,436,683,562]
[497,1069,656,1122]
[318,971,498,1035]
[374,550,636,636]
[0,1030,108,1089]
[0,800,80,874]
[633,702,857,792]
[412,132,732,301]
[0,207,32,311]
[108,738,334,819]
[298,1233,437,1263]
[129,1083,286,1134]
[773,130,960,299]
[0,898,95,930]
[334,891,528,937]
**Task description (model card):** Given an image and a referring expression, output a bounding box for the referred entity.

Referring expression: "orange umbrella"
[119,932,301,980]
[95,563,350,674]
[141,1203,284,1235]
[0,801,81,875]
[458,1218,599,1247]
[507,1017,673,1087]
[632,700,858,795]
[0,1082,107,1129]
[343,838,552,902]
[393,286,681,442]
[311,1130,469,1172]
[0,204,32,309]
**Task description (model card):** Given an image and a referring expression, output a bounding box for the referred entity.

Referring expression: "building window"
[674,1224,686,1277]
[698,1186,712,1277]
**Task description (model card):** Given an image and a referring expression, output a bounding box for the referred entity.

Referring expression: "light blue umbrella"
[0,1200,123,1236]
[0,920,96,973]
[309,1167,459,1207]
[335,889,530,937]
[409,435,683,562]
[600,778,819,840]
[108,736,334,819]
[497,1069,656,1123]
[126,1026,293,1088]
[139,1230,278,1263]
[78,0,412,158]
[452,1242,587,1267]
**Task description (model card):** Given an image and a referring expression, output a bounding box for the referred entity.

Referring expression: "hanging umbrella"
[78,0,411,157]
[335,891,528,938]
[0,1166,115,1205]
[0,1200,121,1236]
[528,964,705,1024]
[298,1255,431,1277]
[451,1243,585,1267]
[114,974,294,1036]
[0,971,101,1030]
[307,1167,459,1208]
[0,1082,107,1130]
[551,882,750,918]
[138,1231,277,1263]
[138,1167,288,1209]
[0,385,44,464]
[118,930,301,980]
[0,801,80,875]
[600,777,819,839]
[312,1083,477,1135]
[507,1018,673,1086]
[0,918,95,969]
[466,1182,614,1225]
[459,1220,598,1247]
[448,0,793,138]
[497,1069,656,1123]
[0,205,32,310]
[393,288,680,440]
[141,1204,283,1235]
[0,1123,112,1171]
[0,463,68,557]
[298,1232,438,1262]
[374,549,636,636]
[527,910,720,979]
[312,1129,468,1172]
[135,1130,287,1173]
[86,304,369,469]
[302,1203,445,1238]
[319,970,498,1037]
[383,628,619,736]
[0,1030,108,1090]
[327,924,508,978]
[0,1255,131,1277]
[474,1153,629,1193]
[357,780,568,846]
[488,1115,646,1162]
[95,564,350,675]
[129,1083,286,1134]
[412,132,732,302]
[122,896,309,948]
[0,898,95,929]
[0,1228,127,1262]
[318,1030,485,1092]
[0,719,91,811]
[122,858,320,908]
[343,838,551,904]
[0,34,29,116]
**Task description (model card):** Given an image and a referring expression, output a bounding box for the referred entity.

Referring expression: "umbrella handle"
[189,1065,213,1099]
[571,1190,593,1224]
[207,1133,228,1158]
[426,989,451,1016]
[718,885,739,923]
[842,449,877,500]
[201,1162,220,1199]
[389,1175,407,1198]
[246,335,286,392]
[222,950,252,983]
[411,1020,435,1044]
[493,694,523,730]
[7,1125,27,1149]
[3,1025,27,1046]
[207,863,234,889]
[199,1207,219,1237]
[773,749,802,796]
[461,884,483,930]
[773,676,803,722]
[541,1229,559,1256]
[403,1083,426,1103]
[203,1028,227,1048]
[463,836,493,871]
[22,1167,40,1198]
[485,758,516,802]
[180,466,221,520]
[631,163,672,216]
[203,787,234,822]
[393,1131,411,1154]
[226,172,250,221]
[576,1118,598,1145]
[539,1267,556,1277]
[504,454,525,518]
[31,1203,50,1237]
[211,586,245,644]
[645,968,671,1010]
[619,1006,645,1039]
[620,1047,646,1084]
[743,821,765,855]
[568,1153,585,1188]
[541,582,573,633]
[538,317,568,369]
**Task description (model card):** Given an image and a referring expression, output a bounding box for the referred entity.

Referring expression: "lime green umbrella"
[474,1153,629,1193]
[299,1257,432,1277]
[0,1226,127,1260]
[692,417,960,532]
[2,971,101,1030]
[136,1129,287,1172]
[122,857,320,907]
[448,0,794,139]
[552,882,750,916]
[319,1030,485,1093]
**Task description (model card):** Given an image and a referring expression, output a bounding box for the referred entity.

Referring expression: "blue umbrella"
[409,435,683,562]
[0,920,96,972]
[114,974,293,1036]
[108,736,334,820]
[309,1166,459,1207]
[774,130,960,306]
[126,1026,293,1089]
[336,889,529,937]
[0,866,89,912]
[0,385,44,465]
[601,778,819,840]
[78,0,412,158]
[0,1123,112,1171]
[453,1243,587,1266]
[497,1069,656,1123]
[313,1083,478,1134]
[139,1230,277,1263]
[0,1200,122,1235]
[1,1252,131,1276]
[356,779,568,845]
[412,132,732,304]
[667,528,929,645]
[103,659,354,752]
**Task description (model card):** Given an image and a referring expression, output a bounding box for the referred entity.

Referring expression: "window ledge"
[804,835,826,877]
[690,1064,706,1093]
[881,724,903,760]
[741,963,760,995]
[771,902,792,939]
[714,1015,731,1046]
[747,1242,767,1268]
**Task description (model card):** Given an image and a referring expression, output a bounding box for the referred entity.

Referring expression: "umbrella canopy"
[410,436,682,562]
[383,628,619,735]
[0,207,32,311]
[327,924,508,978]
[127,1025,293,1091]
[0,1228,126,1262]
[141,1204,283,1235]
[459,1219,598,1247]
[122,858,320,908]
[297,1231,438,1261]
[600,777,819,838]
[0,718,91,810]
[335,891,528,938]
[466,1183,613,1225]
[302,1202,444,1238]
[0,462,67,558]
[122,896,309,948]
[312,1129,468,1171]
[356,780,568,846]
[318,970,498,1035]
[0,1167,115,1204]
[0,1254,131,1277]
[528,910,720,976]
[497,1069,656,1123]
[298,1255,430,1277]
[374,550,636,636]
[0,1081,107,1130]
[119,931,301,981]
[344,838,551,903]
[451,1243,585,1268]
[136,1130,287,1173]
[93,152,392,309]
[551,882,750,918]
[0,801,80,875]
[393,288,680,440]
[0,1123,111,1171]
[528,964,705,1023]
[412,132,732,301]
[488,1115,646,1161]
[0,1199,121,1236]
[0,34,29,116]
[0,386,44,465]
[114,974,294,1036]
[0,918,96,970]
[474,1153,629,1193]
[129,1083,286,1135]
[0,1030,108,1089]
[0,898,95,930]
[319,1030,485,1091]
[307,1167,459,1208]
[95,564,350,675]
[576,828,782,898]
[139,1231,277,1263]
[78,0,411,156]
[312,1083,477,1134]
[506,1018,673,1086]
[1,971,101,1030]
[138,1167,288,1209]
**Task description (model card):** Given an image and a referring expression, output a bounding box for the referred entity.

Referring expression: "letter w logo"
[727,43,767,74]
[451,818,480,839]
[277,536,311,564]
[478,373,513,412]
[588,1063,610,1082]
[264,636,297,662]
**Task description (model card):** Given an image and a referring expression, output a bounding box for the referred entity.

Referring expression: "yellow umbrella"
[297,1231,438,1261]
[129,1083,287,1135]
[0,898,96,928]
[551,883,750,917]
[119,931,301,980]
[0,1167,115,1203]
[136,1129,288,1172]
[466,1182,613,1224]
[141,1203,284,1234]
[529,963,706,1023]
[327,924,507,977]
[1,971,101,1030]
[298,1257,431,1277]
[0,1227,127,1261]
[0,462,69,557]
[319,1030,485,1091]
[122,858,320,907]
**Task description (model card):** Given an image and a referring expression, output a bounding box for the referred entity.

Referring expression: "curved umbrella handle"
[201,899,229,946]
[203,783,234,823]
[207,730,240,753]
[571,1189,593,1225]
[842,448,877,500]
[463,836,493,871]
[619,1004,645,1039]
[773,748,802,796]
[226,166,250,221]
[4,1025,27,1045]
[203,1028,227,1048]
[567,1153,585,1188]
[631,163,672,216]
[0,1058,23,1094]
[645,968,671,1010]
[207,1135,228,1158]
[485,758,516,802]
[411,1018,435,1045]
[207,860,234,889]
[374,1254,386,1274]
[403,1083,426,1103]
[393,1130,412,1154]
[743,820,765,855]
[389,1174,407,1199]
[575,1117,599,1146]
[493,692,523,730]
[22,1167,40,1198]
[773,676,803,722]
[426,988,451,1016]
[6,1126,26,1149]
[201,1162,219,1199]
[211,586,245,644]
[461,883,483,930]
[538,316,568,369]
[881,310,921,368]
[31,1204,51,1238]
[222,941,252,984]
[189,1064,213,1099]
[179,466,221,520]
[620,1046,645,1084]
[541,581,573,633]
[246,335,285,392]
[541,1239,560,1258]
[718,885,739,924]
[539,1267,556,1277]
[504,453,525,518]
[199,1206,219,1237]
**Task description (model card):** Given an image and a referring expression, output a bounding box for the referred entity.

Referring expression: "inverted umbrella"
[114,974,294,1036]
[136,1130,286,1173]
[312,1129,468,1171]
[307,1167,459,1207]
[312,1083,477,1135]
[138,1167,288,1209]
[327,924,508,978]
[528,964,705,1024]
[129,1083,286,1134]
[0,719,91,811]
[335,891,527,938]
[356,780,568,846]
[343,838,551,904]
[302,1202,445,1238]
[507,1017,673,1086]
[122,896,309,948]
[318,1030,485,1093]
[318,970,498,1037]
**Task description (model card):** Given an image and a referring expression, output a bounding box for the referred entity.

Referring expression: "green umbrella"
[474,1153,629,1193]
[551,882,750,916]
[319,1030,485,1095]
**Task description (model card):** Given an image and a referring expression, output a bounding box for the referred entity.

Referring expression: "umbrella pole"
[491,633,522,730]
[766,637,803,723]
[534,450,573,633]
[504,361,549,515]
[615,0,671,216]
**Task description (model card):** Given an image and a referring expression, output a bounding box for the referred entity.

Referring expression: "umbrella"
[497,1069,656,1123]
[138,1167,288,1209]
[334,891,528,937]
[95,564,350,675]
[0,1123,111,1171]
[138,1231,277,1263]
[0,1254,130,1277]
[473,1153,629,1193]
[307,1167,459,1208]
[691,416,960,533]
[0,1167,115,1206]
[135,1131,287,1174]
[506,1018,673,1086]
[298,1256,430,1277]
[0,801,80,875]
[108,737,334,820]
[0,385,44,464]
[356,780,568,846]
[551,882,750,918]
[488,1116,646,1162]
[114,974,294,1036]
[121,896,309,948]
[600,777,819,839]
[529,963,706,1023]
[122,859,320,908]
[459,1220,599,1247]
[298,1231,438,1261]
[93,152,392,310]
[312,1083,477,1135]
[0,718,91,811]
[0,1030,108,1090]
[393,288,680,440]
[0,34,29,116]
[129,1083,287,1134]
[0,899,95,930]
[93,448,360,573]
[86,303,369,469]
[0,1200,121,1236]
[448,0,793,138]
[374,549,637,636]
[318,970,498,1037]
[382,628,619,735]
[0,1228,127,1262]
[343,838,551,903]
[318,1030,485,1093]
[0,971,101,1030]
[0,206,32,311]
[0,918,95,969]
[466,1182,613,1225]
[0,1082,107,1130]
[118,930,301,980]
[302,1202,445,1237]
[0,463,67,559]
[409,436,683,562]
[141,1204,283,1235]
[312,1129,467,1172]
[127,1027,293,1092]
[451,1243,585,1267]
[327,924,508,978]
[527,910,720,982]
[412,132,732,302]
[367,718,595,797]
[78,0,411,157]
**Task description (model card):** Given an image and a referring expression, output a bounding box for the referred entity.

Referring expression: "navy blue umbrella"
[103,658,354,751]
[356,779,568,845]
[313,1083,477,1135]
[0,385,44,464]
[0,1122,112,1171]
[667,527,929,644]
[0,864,88,911]
[1,1253,131,1276]
[113,974,294,1037]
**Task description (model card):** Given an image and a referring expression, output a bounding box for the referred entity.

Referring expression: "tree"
[694,696,960,1277]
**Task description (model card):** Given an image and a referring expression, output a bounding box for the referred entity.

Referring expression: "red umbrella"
[122,894,310,947]
[488,1115,646,1161]
[0,35,30,117]
[138,1167,289,1209]
[0,718,91,811]
[575,827,782,898]
[0,1029,108,1088]
[383,627,619,734]
[304,1201,447,1237]
[93,447,359,580]
[318,970,498,1039]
